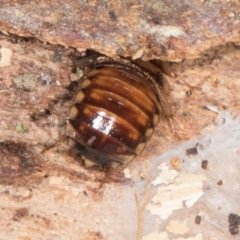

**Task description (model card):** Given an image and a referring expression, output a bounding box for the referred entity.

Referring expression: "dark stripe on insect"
[69,104,147,151]
[78,88,154,137]
[92,64,161,108]
[86,69,159,118]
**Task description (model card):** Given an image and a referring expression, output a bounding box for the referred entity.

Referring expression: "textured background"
[0,1,240,240]
[1,1,240,60]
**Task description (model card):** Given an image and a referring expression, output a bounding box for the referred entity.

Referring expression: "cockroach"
[65,51,173,169]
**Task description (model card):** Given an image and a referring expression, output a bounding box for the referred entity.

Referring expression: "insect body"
[66,55,171,168]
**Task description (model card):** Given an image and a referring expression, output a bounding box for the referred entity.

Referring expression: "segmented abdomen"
[66,63,160,166]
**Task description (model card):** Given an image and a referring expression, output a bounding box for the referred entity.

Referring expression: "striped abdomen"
[66,62,161,167]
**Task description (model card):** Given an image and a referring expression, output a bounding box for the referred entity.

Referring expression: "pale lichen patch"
[147,163,206,220]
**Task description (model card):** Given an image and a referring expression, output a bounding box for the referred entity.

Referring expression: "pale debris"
[152,162,179,185]
[166,220,189,235]
[142,232,203,240]
[0,47,12,67]
[175,234,203,240]
[147,163,206,220]
[123,167,132,179]
[142,232,169,240]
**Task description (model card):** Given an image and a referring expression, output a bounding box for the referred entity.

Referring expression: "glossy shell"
[66,59,165,168]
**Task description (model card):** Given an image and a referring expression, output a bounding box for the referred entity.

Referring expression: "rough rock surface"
[0,1,240,61]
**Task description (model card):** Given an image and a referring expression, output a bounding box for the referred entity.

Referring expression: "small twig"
[134,160,151,240]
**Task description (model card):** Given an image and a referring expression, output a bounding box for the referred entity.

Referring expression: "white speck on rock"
[123,167,132,179]
[0,47,12,67]
[166,220,189,235]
